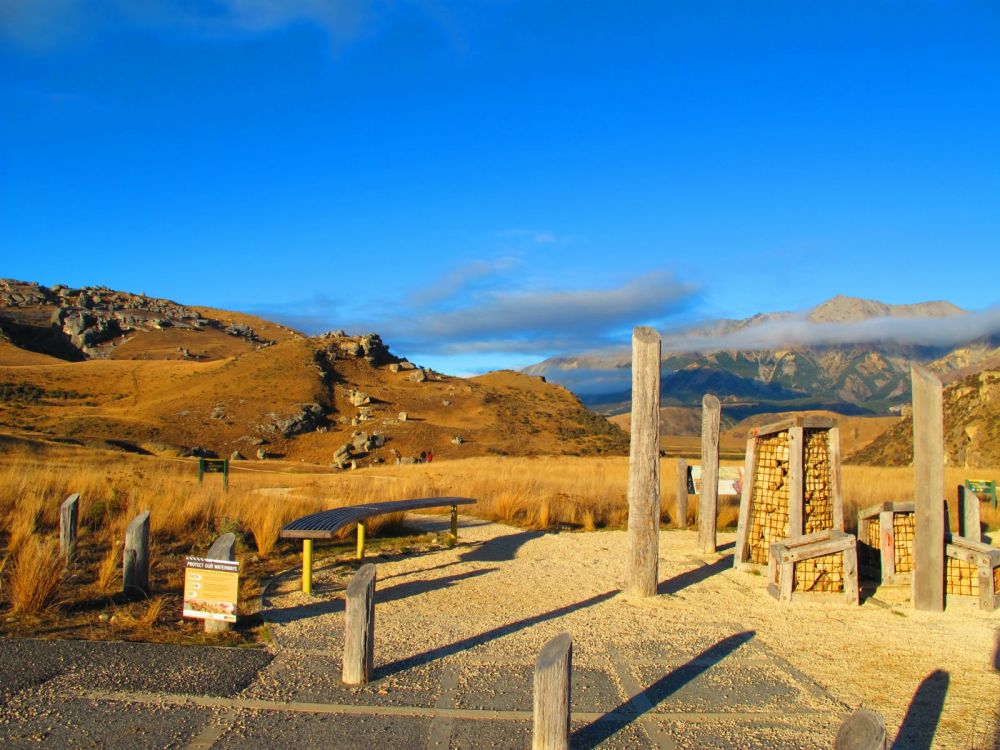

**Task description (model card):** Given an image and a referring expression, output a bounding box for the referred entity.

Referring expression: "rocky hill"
[848,368,1000,468]
[527,295,1000,418]
[0,279,627,464]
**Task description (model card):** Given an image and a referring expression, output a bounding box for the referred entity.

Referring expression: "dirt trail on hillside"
[257,517,1000,749]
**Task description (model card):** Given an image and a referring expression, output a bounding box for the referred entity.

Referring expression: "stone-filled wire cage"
[734,417,844,570]
[857,502,915,584]
[944,536,1000,611]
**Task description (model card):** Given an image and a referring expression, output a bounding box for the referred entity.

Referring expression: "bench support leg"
[357,521,366,560]
[302,539,313,594]
[450,505,458,541]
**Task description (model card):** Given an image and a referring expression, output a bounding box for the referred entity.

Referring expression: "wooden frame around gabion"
[945,534,1000,611]
[734,416,844,571]
[857,501,915,584]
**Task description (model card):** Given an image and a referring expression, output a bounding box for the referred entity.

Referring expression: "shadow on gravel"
[376,589,619,679]
[657,554,734,596]
[459,530,545,563]
[892,669,950,750]
[377,568,499,606]
[571,630,756,749]
[266,569,500,625]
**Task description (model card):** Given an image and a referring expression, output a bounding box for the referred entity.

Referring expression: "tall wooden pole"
[912,366,944,613]
[698,394,721,554]
[626,326,661,597]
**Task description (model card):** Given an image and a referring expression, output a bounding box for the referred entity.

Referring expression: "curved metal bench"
[280,496,476,593]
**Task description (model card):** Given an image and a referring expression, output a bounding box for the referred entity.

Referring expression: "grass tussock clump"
[6,536,63,615]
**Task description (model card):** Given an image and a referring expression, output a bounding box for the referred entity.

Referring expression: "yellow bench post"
[357,521,366,560]
[302,539,313,594]
[450,504,458,541]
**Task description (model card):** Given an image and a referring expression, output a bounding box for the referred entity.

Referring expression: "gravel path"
[1,515,997,749]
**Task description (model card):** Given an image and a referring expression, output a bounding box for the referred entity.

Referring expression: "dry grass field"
[1,435,997,644]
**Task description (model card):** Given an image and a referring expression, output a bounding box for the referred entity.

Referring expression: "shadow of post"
[376,589,620,679]
[572,631,756,749]
[458,530,545,563]
[993,630,999,750]
[657,554,734,596]
[891,669,950,750]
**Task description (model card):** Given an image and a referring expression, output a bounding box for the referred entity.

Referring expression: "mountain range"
[525,295,1000,418]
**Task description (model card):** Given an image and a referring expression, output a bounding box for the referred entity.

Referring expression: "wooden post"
[675,458,688,529]
[698,394,721,554]
[834,708,887,749]
[829,427,845,530]
[912,366,945,613]
[626,326,661,597]
[302,539,313,594]
[734,436,757,568]
[958,484,982,542]
[533,632,572,750]
[204,533,237,634]
[123,510,150,595]
[787,426,804,537]
[343,563,376,686]
[59,493,79,562]
[879,510,896,583]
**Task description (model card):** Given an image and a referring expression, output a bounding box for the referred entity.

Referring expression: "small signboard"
[197,458,229,491]
[183,556,239,622]
[965,479,998,509]
[687,465,745,497]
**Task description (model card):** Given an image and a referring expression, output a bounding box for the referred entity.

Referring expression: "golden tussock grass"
[7,535,63,615]
[1,441,997,626]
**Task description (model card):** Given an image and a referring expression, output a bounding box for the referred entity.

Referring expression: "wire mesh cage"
[856,502,915,584]
[735,417,844,570]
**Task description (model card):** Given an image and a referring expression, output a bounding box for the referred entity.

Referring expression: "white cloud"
[660,306,1000,353]
[1,0,387,50]
[377,271,699,354]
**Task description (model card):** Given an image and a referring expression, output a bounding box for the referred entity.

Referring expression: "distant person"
[420,450,427,463]
[426,449,433,463]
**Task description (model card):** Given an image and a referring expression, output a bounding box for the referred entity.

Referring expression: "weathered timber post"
[958,484,982,542]
[343,563,376,686]
[834,708,887,750]
[533,632,572,750]
[912,366,945,613]
[626,326,661,597]
[675,458,688,529]
[59,493,80,562]
[123,510,151,595]
[698,394,721,553]
[204,533,237,634]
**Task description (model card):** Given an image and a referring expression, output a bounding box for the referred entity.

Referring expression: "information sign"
[183,556,239,622]
[687,465,745,496]
[965,479,998,509]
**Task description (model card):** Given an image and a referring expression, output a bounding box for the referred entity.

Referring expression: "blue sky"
[2,1,999,375]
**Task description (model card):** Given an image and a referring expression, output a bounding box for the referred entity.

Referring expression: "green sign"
[965,479,997,509]
[198,458,229,491]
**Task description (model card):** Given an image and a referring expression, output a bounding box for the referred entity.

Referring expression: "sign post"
[183,556,239,623]
[966,479,997,509]
[197,458,229,491]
